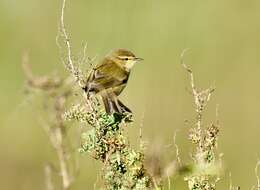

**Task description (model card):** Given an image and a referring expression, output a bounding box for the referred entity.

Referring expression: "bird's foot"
[112,111,133,124]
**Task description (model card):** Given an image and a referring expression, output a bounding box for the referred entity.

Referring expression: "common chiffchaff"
[84,49,143,114]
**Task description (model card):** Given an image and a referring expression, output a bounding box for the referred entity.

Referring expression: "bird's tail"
[101,93,131,115]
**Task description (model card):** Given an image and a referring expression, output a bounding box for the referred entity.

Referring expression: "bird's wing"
[87,61,128,92]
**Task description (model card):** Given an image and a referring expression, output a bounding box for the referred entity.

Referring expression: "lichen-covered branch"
[66,101,151,189]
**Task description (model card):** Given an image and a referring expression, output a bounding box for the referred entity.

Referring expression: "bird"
[83,48,143,115]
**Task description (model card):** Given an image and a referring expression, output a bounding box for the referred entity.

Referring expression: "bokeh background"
[1,0,260,189]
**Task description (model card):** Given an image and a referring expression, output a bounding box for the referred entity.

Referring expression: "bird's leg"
[110,95,123,114]
[117,99,132,113]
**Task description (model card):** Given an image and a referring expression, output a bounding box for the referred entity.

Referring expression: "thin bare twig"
[180,49,215,154]
[167,173,171,190]
[59,0,87,89]
[22,51,34,80]
[255,160,260,190]
[181,49,195,92]
[60,0,74,74]
[173,131,181,165]
[229,172,233,190]
[39,96,73,190]
[181,49,221,190]
[55,127,72,190]
[59,0,98,119]
[45,164,55,190]
[139,109,146,145]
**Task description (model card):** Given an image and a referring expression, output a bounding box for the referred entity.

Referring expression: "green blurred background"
[1,0,260,189]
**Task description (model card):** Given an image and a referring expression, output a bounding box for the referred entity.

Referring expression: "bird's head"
[108,49,143,71]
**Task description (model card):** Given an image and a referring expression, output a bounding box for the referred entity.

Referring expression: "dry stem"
[60,0,75,81]
[45,164,54,190]
[59,0,97,119]
[254,160,260,190]
[22,52,74,190]
[181,49,215,155]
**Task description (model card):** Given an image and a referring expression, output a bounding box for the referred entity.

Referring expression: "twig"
[167,173,171,190]
[181,50,220,190]
[22,51,34,80]
[22,50,73,190]
[180,49,215,153]
[174,131,181,165]
[229,172,233,190]
[55,127,72,190]
[39,97,73,190]
[59,0,87,89]
[139,109,146,144]
[255,160,260,190]
[45,164,54,190]
[59,0,98,119]
[60,0,74,74]
[180,49,202,151]
[181,49,195,92]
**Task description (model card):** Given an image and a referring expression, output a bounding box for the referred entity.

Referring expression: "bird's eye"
[117,56,130,60]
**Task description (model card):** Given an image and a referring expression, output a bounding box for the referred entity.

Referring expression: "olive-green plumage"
[84,49,143,114]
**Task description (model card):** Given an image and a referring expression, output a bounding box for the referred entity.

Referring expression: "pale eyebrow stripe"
[118,56,133,60]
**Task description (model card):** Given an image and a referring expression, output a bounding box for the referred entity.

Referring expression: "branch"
[59,0,98,118]
[181,49,195,93]
[59,0,85,88]
[180,49,215,151]
[22,50,74,190]
[60,0,74,74]
[254,160,260,190]
[54,127,72,190]
[181,50,221,190]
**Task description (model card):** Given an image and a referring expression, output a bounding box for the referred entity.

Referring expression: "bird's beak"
[135,57,144,61]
